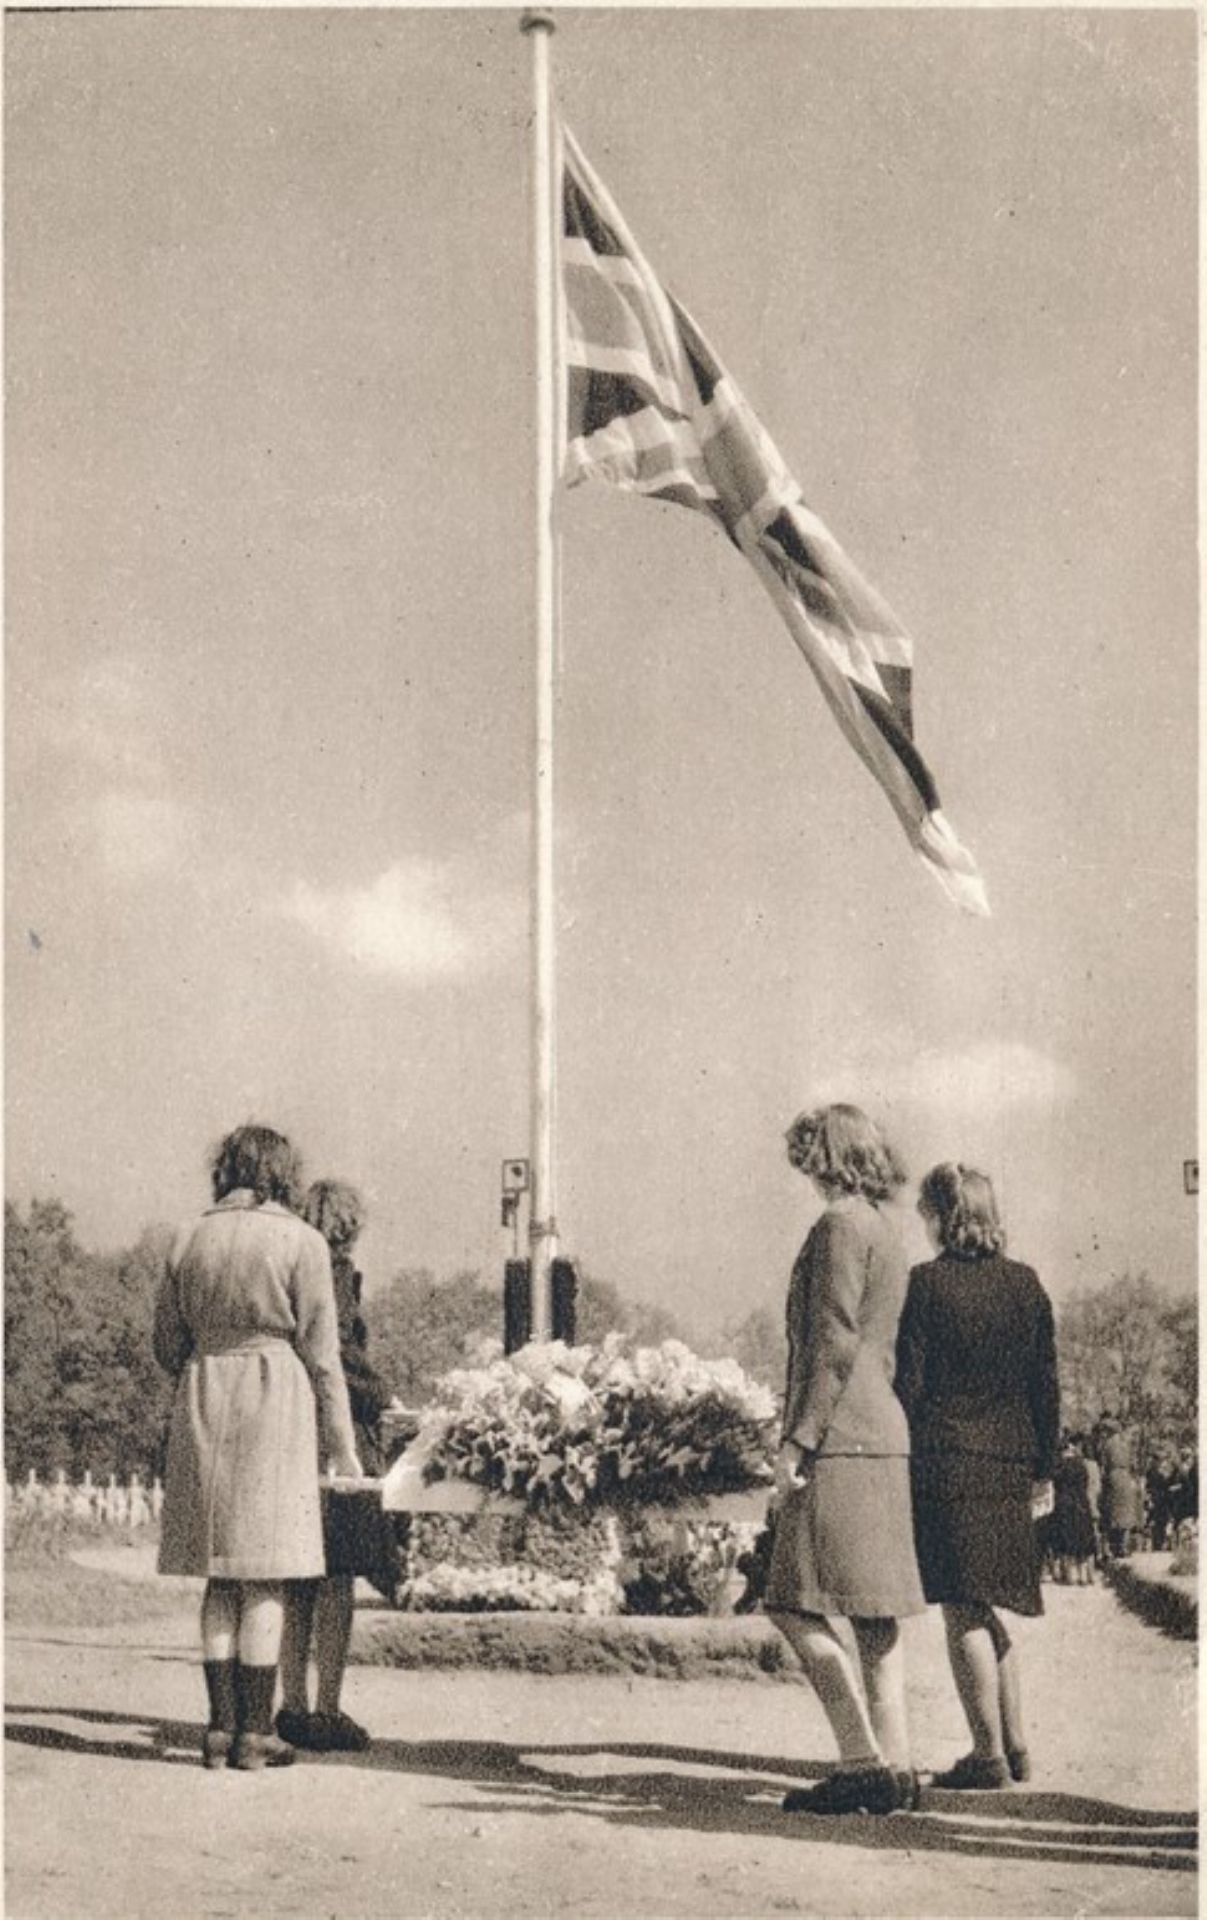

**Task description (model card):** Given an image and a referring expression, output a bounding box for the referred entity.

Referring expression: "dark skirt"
[1049,1462,1097,1559]
[765,1454,927,1619]
[321,1487,403,1599]
[911,1453,1043,1616]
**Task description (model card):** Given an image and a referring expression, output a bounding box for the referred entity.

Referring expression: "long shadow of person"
[6,1709,1196,1875]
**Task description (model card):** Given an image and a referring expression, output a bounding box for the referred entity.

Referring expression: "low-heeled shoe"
[230,1731,297,1771]
[782,1765,908,1815]
[931,1752,1012,1790]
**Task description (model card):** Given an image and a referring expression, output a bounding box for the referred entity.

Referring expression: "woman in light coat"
[767,1103,926,1816]
[154,1125,360,1770]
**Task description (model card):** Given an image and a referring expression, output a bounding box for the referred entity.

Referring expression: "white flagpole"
[521,7,559,1339]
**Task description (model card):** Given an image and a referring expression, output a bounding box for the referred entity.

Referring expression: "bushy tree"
[366,1268,501,1406]
[574,1271,689,1349]
[366,1265,695,1408]
[4,1201,174,1477]
[1057,1272,1196,1456]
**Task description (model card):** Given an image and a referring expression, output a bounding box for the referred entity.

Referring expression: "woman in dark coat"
[767,1104,926,1817]
[896,1163,1060,1790]
[277,1179,399,1752]
[154,1126,361,1770]
[1049,1435,1097,1582]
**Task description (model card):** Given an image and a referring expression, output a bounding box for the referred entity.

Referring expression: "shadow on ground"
[6,1704,1197,1875]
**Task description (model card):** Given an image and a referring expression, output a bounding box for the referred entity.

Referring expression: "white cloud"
[282,858,519,980]
[892,1040,1076,1115]
[91,789,190,880]
[813,1039,1076,1119]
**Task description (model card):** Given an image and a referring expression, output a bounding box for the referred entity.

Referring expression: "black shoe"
[782,1765,904,1815]
[230,1731,297,1771]
[304,1710,370,1752]
[1006,1746,1032,1783]
[931,1752,1011,1790]
[275,1708,314,1748]
[893,1768,921,1811]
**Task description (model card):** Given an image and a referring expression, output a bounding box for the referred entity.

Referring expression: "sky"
[5,5,1197,1340]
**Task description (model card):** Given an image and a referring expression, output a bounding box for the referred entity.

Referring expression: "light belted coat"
[154,1191,357,1579]
[781,1195,912,1458]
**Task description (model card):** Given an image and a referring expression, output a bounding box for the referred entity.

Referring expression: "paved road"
[5,1579,1197,1918]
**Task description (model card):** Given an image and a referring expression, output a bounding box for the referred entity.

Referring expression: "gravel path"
[5,1575,1196,1918]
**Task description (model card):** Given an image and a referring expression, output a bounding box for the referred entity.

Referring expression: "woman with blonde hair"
[154,1126,361,1769]
[767,1103,925,1816]
[896,1163,1060,1789]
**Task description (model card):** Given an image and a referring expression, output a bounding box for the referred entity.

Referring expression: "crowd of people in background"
[1041,1421,1198,1584]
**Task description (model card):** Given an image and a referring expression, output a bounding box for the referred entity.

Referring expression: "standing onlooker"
[1099,1418,1143,1559]
[1049,1435,1097,1584]
[1082,1447,1103,1565]
[1145,1449,1177,1554]
[277,1179,399,1753]
[767,1103,926,1817]
[154,1126,361,1769]
[1168,1447,1198,1538]
[896,1163,1060,1791]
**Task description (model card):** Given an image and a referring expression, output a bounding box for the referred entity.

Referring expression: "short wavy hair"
[304,1178,366,1254]
[209,1124,303,1209]
[784,1103,907,1204]
[917,1162,1005,1259]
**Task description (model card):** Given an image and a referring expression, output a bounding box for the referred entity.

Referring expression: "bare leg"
[942,1604,1007,1758]
[768,1610,880,1767]
[313,1577,355,1718]
[236,1580,285,1667]
[995,1633,1025,1757]
[200,1579,239,1661]
[852,1617,911,1770]
[278,1580,319,1716]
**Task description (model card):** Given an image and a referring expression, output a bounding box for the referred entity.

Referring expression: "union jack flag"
[559,124,988,916]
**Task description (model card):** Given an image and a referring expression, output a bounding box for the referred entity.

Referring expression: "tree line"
[4,1197,1196,1480]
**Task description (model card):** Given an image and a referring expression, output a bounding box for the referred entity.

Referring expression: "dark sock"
[202,1659,238,1734]
[235,1663,278,1736]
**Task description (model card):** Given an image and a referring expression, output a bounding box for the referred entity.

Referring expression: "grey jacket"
[781,1195,912,1458]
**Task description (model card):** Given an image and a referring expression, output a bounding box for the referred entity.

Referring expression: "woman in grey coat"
[767,1104,925,1816]
[154,1125,360,1770]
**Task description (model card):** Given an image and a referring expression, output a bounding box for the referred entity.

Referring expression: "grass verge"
[5,1561,195,1630]
[5,1511,188,1631]
[1103,1554,1197,1642]
[351,1608,803,1682]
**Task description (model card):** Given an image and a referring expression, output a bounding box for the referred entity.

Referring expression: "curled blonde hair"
[785,1103,906,1204]
[917,1163,1005,1258]
[304,1178,366,1254]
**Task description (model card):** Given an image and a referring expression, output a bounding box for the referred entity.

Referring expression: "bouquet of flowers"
[413,1335,776,1510]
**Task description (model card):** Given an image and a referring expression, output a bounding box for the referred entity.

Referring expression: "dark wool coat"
[895,1252,1060,1479]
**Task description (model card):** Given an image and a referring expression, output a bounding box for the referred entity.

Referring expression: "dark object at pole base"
[504,1258,577,1352]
